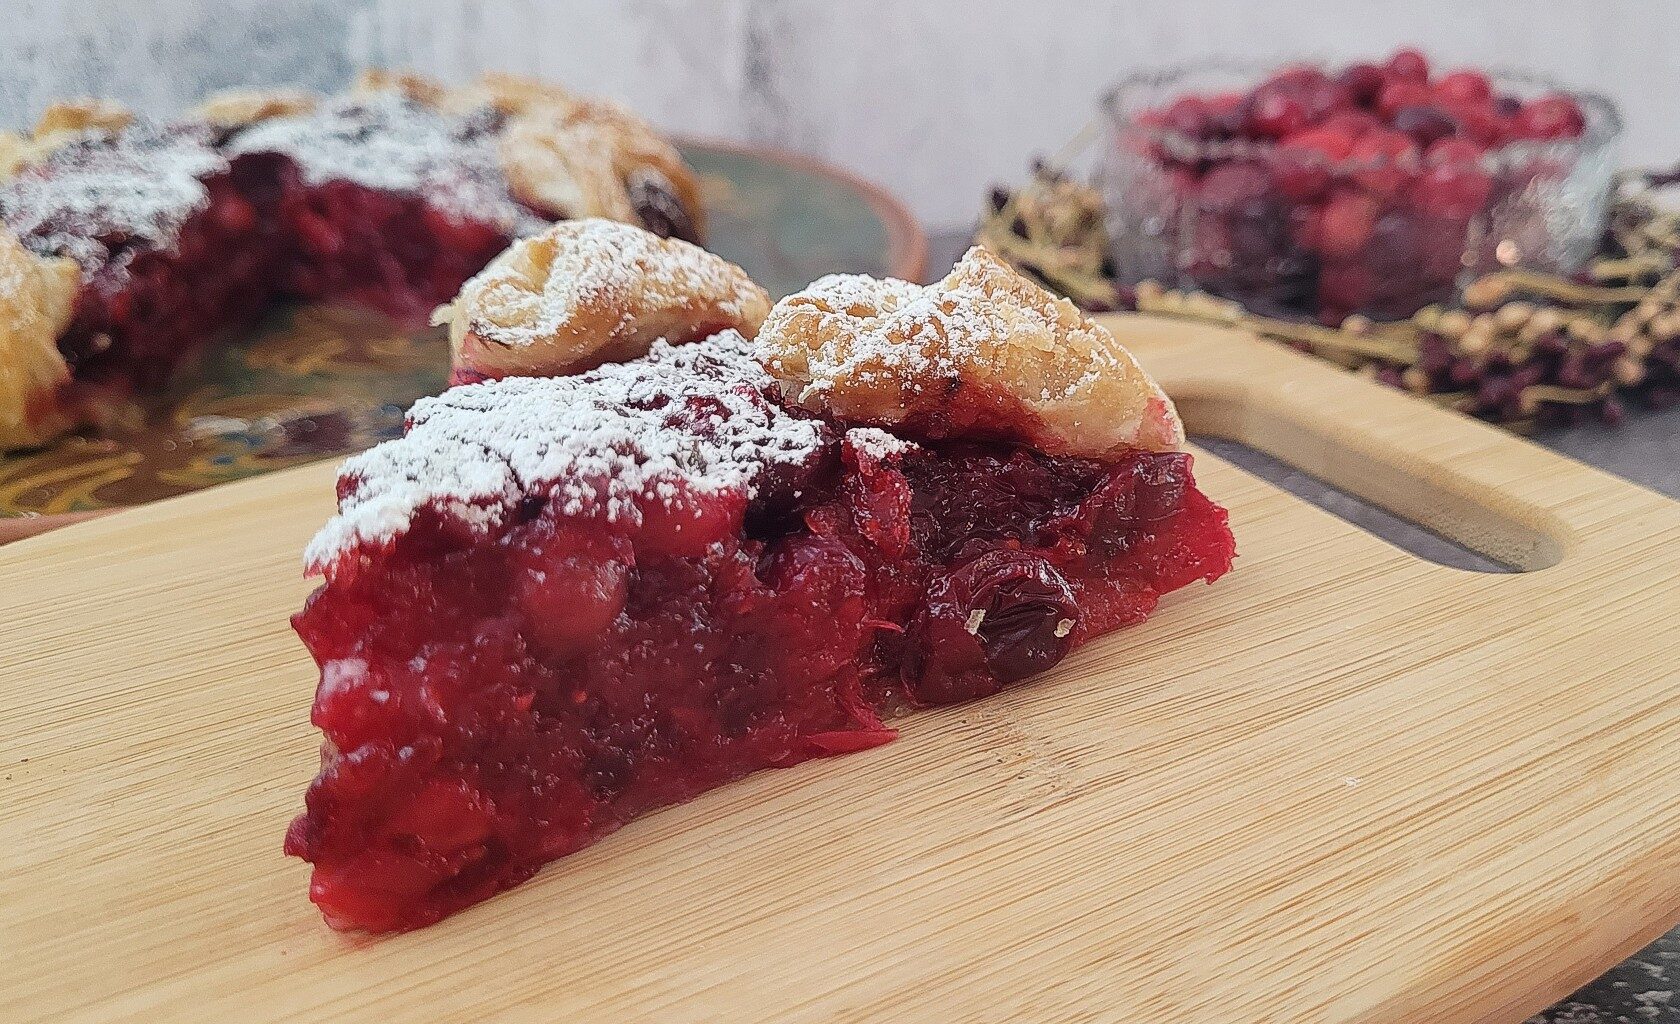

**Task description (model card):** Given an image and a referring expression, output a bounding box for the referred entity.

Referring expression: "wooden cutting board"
[5,314,1679,1023]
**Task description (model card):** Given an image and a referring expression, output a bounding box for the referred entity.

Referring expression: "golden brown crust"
[349,68,702,237]
[756,246,1184,458]
[33,99,132,141]
[437,218,770,380]
[0,99,135,182]
[194,88,318,129]
[351,69,454,109]
[0,131,31,180]
[498,95,704,238]
[0,229,82,450]
[475,72,583,119]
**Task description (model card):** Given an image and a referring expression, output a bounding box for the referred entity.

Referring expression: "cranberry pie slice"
[0,72,702,451]
[287,236,1235,931]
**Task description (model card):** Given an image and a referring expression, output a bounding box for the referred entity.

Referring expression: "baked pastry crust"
[193,88,318,130]
[498,93,703,238]
[0,99,135,180]
[350,69,703,239]
[0,229,82,449]
[438,218,770,380]
[756,246,1184,458]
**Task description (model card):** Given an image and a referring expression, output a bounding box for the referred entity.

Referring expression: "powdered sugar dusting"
[305,331,828,571]
[227,92,545,237]
[464,218,761,349]
[845,426,916,459]
[0,120,226,268]
[761,267,1106,404]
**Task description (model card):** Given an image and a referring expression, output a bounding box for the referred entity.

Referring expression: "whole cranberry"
[1443,100,1502,145]
[1377,79,1433,118]
[1318,262,1374,317]
[1413,160,1493,218]
[1392,105,1459,148]
[1297,79,1351,123]
[1425,136,1486,165]
[1202,90,1249,138]
[1196,161,1272,213]
[1265,63,1331,92]
[1365,210,1425,277]
[1337,61,1386,105]
[908,550,1080,702]
[1318,189,1379,257]
[1286,125,1358,160]
[1162,95,1212,140]
[1348,130,1419,199]
[1272,126,1356,201]
[1435,69,1493,103]
[1513,93,1587,140]
[1292,202,1325,249]
[1323,109,1380,138]
[1247,88,1311,139]
[1417,213,1473,281]
[1384,47,1431,84]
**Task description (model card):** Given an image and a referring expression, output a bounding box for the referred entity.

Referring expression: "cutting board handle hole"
[1179,393,1568,573]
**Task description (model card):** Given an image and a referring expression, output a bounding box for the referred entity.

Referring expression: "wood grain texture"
[4,315,1678,1023]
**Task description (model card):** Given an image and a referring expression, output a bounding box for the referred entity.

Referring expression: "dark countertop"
[927,232,1680,1023]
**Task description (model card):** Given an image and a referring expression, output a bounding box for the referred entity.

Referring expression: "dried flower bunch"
[979,162,1680,430]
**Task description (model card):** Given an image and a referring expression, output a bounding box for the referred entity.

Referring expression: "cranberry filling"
[288,419,1233,931]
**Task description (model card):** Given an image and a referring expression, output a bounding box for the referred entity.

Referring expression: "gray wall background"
[2,0,1676,231]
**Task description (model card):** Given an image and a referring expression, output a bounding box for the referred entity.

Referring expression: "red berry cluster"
[1128,49,1590,324]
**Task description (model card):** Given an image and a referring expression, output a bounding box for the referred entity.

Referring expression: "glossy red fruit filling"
[239,154,516,325]
[54,172,281,388]
[288,426,1234,931]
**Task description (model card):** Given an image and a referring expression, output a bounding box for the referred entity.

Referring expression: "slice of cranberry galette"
[287,224,1236,931]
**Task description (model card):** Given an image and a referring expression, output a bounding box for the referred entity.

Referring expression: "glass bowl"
[1099,60,1622,324]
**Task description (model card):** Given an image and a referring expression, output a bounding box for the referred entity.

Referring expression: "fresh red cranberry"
[1201,91,1249,138]
[1425,136,1487,165]
[1317,262,1373,318]
[1288,125,1358,161]
[1435,70,1492,103]
[1246,88,1311,139]
[1322,109,1380,138]
[1161,95,1213,140]
[1442,99,1502,145]
[1348,130,1419,199]
[1392,105,1459,148]
[1291,202,1325,249]
[1384,47,1431,85]
[1195,161,1272,213]
[1512,93,1587,140]
[1364,209,1425,277]
[1412,159,1492,219]
[1377,79,1433,118]
[1319,190,1378,257]
[1264,64,1331,92]
[1272,127,1353,201]
[1337,62,1386,105]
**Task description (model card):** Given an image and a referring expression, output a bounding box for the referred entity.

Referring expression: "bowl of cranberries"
[1101,49,1621,324]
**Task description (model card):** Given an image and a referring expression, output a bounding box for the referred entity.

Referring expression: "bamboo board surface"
[4,314,1679,1023]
